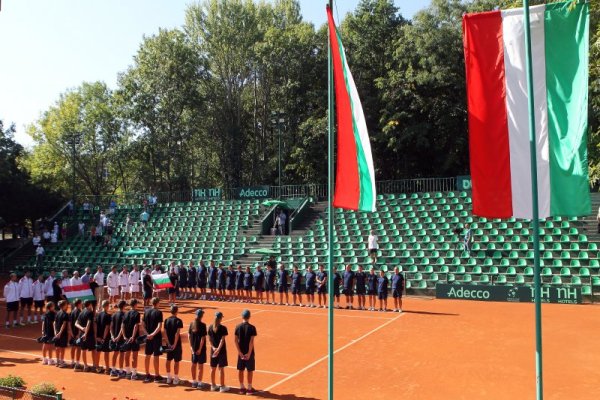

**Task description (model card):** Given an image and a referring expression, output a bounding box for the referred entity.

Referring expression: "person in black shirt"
[198,260,208,300]
[69,299,83,368]
[355,265,367,310]
[208,311,229,392]
[178,265,188,300]
[234,309,257,395]
[264,264,276,305]
[342,265,355,309]
[41,301,56,365]
[316,265,328,308]
[51,278,64,304]
[168,267,178,306]
[266,256,277,270]
[188,262,198,300]
[243,266,253,302]
[143,297,163,383]
[94,300,111,373]
[277,264,289,306]
[235,265,245,301]
[189,309,208,390]
[333,271,342,309]
[207,261,218,300]
[142,268,153,307]
[366,267,378,311]
[53,300,69,367]
[291,266,303,307]
[164,305,183,385]
[74,300,96,371]
[253,265,265,304]
[121,298,141,380]
[110,300,126,377]
[305,266,317,308]
[217,263,227,300]
[226,265,236,301]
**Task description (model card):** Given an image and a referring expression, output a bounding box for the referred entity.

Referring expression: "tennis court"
[0,297,599,399]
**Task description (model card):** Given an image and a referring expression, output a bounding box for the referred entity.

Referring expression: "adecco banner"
[436,283,581,304]
[235,186,270,199]
[193,188,221,201]
[456,175,472,191]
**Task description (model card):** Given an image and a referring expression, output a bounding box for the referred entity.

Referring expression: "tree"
[25,82,129,198]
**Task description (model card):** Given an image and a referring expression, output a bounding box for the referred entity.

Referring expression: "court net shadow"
[255,391,321,400]
[402,310,459,316]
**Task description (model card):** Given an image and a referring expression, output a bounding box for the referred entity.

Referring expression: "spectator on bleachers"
[50,231,58,244]
[67,199,74,216]
[464,225,474,255]
[277,210,287,235]
[140,210,150,229]
[61,222,68,241]
[32,233,41,247]
[104,221,114,247]
[148,193,157,210]
[53,222,59,237]
[35,244,45,268]
[368,230,379,264]
[95,223,104,245]
[78,221,85,236]
[108,199,117,215]
[125,214,133,235]
[42,230,51,244]
[82,201,91,217]
[99,211,107,228]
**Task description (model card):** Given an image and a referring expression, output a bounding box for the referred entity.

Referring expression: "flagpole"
[522,1,543,399]
[326,1,335,400]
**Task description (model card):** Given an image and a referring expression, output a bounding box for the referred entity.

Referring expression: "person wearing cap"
[208,311,229,392]
[264,263,276,305]
[253,265,265,304]
[235,265,245,302]
[290,265,303,307]
[243,266,254,303]
[121,298,141,380]
[277,264,289,306]
[189,309,208,389]
[143,297,164,383]
[316,265,328,308]
[226,265,236,301]
[110,300,127,377]
[234,309,257,395]
[94,300,112,373]
[164,305,183,385]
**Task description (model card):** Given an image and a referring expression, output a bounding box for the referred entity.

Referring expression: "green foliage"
[0,375,26,388]
[30,382,58,396]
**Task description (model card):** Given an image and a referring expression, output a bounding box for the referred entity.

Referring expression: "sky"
[0,0,429,147]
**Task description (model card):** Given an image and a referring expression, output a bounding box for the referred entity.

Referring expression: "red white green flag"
[463,1,590,219]
[63,284,95,303]
[327,6,376,212]
[152,273,173,289]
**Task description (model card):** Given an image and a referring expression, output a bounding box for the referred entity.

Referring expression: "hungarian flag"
[63,284,95,303]
[151,273,173,289]
[327,6,376,212]
[463,1,590,219]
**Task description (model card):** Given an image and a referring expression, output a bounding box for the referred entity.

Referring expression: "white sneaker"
[211,385,219,392]
[197,382,207,389]
[166,377,172,384]
[49,359,56,365]
[219,386,230,393]
[173,378,180,385]
[42,359,48,365]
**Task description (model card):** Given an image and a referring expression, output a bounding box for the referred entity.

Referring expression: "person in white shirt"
[70,271,83,287]
[53,222,59,236]
[18,270,34,325]
[50,232,58,243]
[4,273,20,328]
[277,211,287,235]
[32,235,41,247]
[81,267,92,285]
[106,266,120,304]
[42,230,51,244]
[78,222,85,236]
[368,230,379,264]
[36,245,45,268]
[93,266,105,308]
[32,273,46,323]
[118,266,130,301]
[59,270,71,289]
[129,265,141,300]
[44,270,56,301]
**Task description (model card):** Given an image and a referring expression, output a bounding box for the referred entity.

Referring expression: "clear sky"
[0,0,429,147]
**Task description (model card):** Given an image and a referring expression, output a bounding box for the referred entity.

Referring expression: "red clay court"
[0,296,599,400]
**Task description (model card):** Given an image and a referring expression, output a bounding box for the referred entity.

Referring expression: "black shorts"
[392,289,403,298]
[356,287,366,295]
[265,284,274,292]
[145,336,162,356]
[227,284,235,291]
[367,289,376,296]
[237,356,255,372]
[188,281,197,289]
[305,286,315,295]
[143,289,152,300]
[98,339,111,353]
[244,285,252,291]
[6,301,18,312]
[254,287,264,293]
[20,298,33,307]
[210,351,228,368]
[369,248,378,255]
[208,281,217,290]
[378,292,388,300]
[291,286,301,295]
[180,280,188,288]
[235,283,244,291]
[80,336,96,351]
[54,334,68,348]
[278,286,288,293]
[119,340,139,353]
[198,279,207,288]
[317,286,327,294]
[343,288,354,296]
[191,351,207,364]
[34,300,45,308]
[166,347,182,362]
[167,287,177,294]
[218,282,226,290]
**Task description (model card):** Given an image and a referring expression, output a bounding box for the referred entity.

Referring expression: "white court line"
[263,313,404,392]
